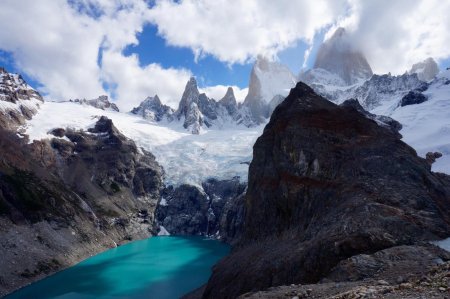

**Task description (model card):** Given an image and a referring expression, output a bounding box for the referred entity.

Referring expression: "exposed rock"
[130,95,174,122]
[72,95,119,112]
[239,261,450,299]
[426,152,443,165]
[155,178,246,237]
[219,87,238,118]
[202,82,450,299]
[400,90,428,107]
[268,95,285,115]
[0,67,43,130]
[340,99,402,134]
[349,73,427,111]
[0,116,163,296]
[409,57,439,82]
[241,56,296,125]
[313,28,373,85]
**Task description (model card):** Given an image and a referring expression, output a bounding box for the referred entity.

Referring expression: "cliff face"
[0,116,163,296]
[202,82,450,298]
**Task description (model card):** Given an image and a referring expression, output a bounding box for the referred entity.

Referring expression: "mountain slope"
[0,67,43,130]
[202,82,450,299]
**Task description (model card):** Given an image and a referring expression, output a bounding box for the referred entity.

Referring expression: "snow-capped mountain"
[0,67,43,129]
[131,58,296,133]
[240,56,296,124]
[71,95,119,112]
[311,27,373,85]
[408,57,439,82]
[131,95,174,122]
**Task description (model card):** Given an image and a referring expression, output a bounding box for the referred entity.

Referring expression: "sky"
[0,0,450,111]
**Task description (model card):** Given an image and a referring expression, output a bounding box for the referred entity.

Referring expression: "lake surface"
[6,236,229,299]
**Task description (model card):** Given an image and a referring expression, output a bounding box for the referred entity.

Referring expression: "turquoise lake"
[5,236,229,299]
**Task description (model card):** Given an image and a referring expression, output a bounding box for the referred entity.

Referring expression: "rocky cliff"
[0,116,163,296]
[0,67,43,130]
[201,82,450,298]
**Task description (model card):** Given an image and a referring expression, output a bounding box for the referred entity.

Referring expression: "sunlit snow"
[24,102,264,187]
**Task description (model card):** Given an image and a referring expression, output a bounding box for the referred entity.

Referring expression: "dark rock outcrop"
[340,99,402,134]
[400,90,428,107]
[0,116,163,296]
[202,82,450,298]
[156,178,246,237]
[426,152,443,165]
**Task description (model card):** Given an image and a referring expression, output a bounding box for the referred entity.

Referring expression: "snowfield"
[24,101,264,187]
[387,70,450,174]
[23,70,450,187]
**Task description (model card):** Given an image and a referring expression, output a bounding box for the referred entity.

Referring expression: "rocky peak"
[313,27,373,85]
[0,67,43,129]
[203,81,450,298]
[72,95,119,112]
[176,77,200,118]
[219,87,238,116]
[409,57,439,82]
[131,95,174,122]
[242,56,296,125]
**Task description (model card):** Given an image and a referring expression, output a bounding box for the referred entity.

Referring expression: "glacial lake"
[5,236,229,299]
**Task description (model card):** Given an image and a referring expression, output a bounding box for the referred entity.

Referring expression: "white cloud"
[101,50,192,110]
[331,0,450,74]
[148,0,349,64]
[200,85,248,103]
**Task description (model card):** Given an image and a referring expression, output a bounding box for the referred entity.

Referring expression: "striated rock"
[72,95,119,112]
[313,28,373,85]
[202,82,450,298]
[131,95,174,122]
[409,57,439,82]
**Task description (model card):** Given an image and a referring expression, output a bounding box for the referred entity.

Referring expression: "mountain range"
[0,27,449,298]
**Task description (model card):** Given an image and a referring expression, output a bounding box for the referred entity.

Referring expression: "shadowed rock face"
[202,82,450,299]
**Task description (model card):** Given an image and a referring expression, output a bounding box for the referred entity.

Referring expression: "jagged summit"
[219,87,238,117]
[313,27,373,85]
[131,94,174,122]
[0,67,43,129]
[409,57,439,82]
[241,56,296,124]
[71,95,119,112]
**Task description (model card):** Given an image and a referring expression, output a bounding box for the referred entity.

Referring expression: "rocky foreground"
[240,261,450,299]
[198,82,450,298]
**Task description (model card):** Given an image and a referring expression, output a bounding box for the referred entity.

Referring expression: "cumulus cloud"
[101,51,192,110]
[328,0,450,74]
[148,0,349,64]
